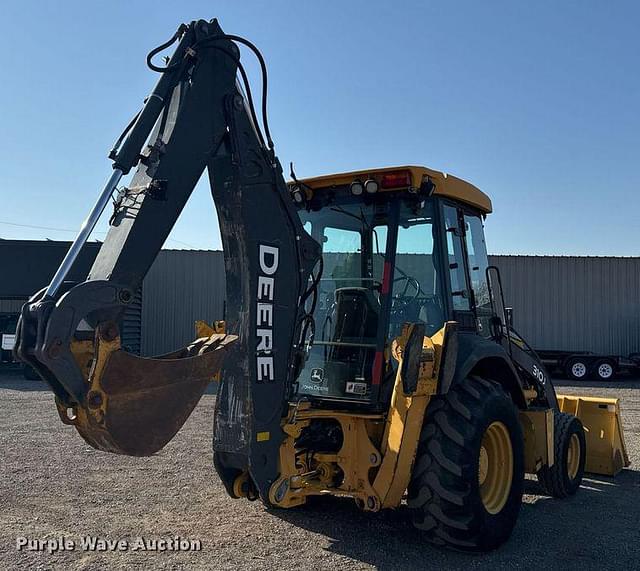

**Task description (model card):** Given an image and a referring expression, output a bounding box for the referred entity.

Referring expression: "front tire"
[537,412,585,497]
[408,376,524,552]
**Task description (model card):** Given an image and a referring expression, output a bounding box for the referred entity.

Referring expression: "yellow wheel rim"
[478,421,513,515]
[567,433,580,480]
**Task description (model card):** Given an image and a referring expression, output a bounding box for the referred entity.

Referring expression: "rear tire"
[407,376,524,552]
[536,412,585,498]
[565,357,589,381]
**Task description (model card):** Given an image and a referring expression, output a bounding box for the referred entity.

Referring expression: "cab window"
[464,214,492,336]
[378,202,445,338]
[443,205,471,312]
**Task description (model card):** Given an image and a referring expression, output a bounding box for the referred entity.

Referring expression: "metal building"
[142,250,225,356]
[1,240,638,359]
[490,255,640,356]
[142,252,640,358]
[0,240,142,356]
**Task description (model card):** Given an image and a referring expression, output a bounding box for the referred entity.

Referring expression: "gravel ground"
[1,368,639,570]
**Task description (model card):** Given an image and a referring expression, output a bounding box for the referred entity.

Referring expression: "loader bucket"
[557,394,630,476]
[58,333,237,456]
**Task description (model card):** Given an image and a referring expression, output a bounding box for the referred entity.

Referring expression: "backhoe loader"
[15,18,629,552]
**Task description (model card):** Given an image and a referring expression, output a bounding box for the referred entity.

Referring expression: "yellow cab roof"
[297,165,492,214]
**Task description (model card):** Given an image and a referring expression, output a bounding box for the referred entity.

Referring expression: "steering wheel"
[392,275,421,303]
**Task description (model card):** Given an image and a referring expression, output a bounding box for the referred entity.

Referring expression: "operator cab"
[291,166,493,408]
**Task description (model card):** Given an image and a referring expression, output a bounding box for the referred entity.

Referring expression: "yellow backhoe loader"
[15,18,629,551]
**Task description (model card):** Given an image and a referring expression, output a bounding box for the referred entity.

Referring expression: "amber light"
[380,170,412,189]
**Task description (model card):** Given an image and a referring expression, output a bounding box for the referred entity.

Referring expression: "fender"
[441,332,527,409]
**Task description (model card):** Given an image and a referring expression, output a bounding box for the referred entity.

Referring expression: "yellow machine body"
[236,320,632,511]
[231,166,633,510]
[265,322,448,511]
[298,165,493,214]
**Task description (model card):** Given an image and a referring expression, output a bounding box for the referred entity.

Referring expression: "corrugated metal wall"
[0,299,26,313]
[121,289,143,355]
[2,244,637,361]
[141,250,226,356]
[489,256,640,355]
[0,240,142,355]
[140,251,640,358]
[0,294,143,355]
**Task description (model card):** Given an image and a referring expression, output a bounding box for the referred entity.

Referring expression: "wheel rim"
[567,433,581,480]
[571,362,587,378]
[598,363,613,379]
[478,421,513,515]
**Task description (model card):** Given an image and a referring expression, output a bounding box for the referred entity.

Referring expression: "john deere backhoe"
[15,19,629,551]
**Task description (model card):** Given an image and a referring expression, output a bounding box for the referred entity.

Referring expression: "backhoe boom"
[15,19,321,502]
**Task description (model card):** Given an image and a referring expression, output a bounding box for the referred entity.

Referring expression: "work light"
[364,179,379,194]
[350,180,364,196]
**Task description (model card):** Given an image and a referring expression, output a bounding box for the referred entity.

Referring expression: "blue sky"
[0,1,637,254]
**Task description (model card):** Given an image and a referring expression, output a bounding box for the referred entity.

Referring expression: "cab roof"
[296,165,492,214]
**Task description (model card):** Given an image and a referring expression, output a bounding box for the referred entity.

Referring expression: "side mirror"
[486,266,509,339]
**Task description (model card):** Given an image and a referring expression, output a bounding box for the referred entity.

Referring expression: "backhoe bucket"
[557,394,630,476]
[59,333,237,456]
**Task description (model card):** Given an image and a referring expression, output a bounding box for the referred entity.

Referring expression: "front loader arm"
[15,19,321,500]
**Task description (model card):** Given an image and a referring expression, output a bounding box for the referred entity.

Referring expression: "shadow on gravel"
[269,468,640,570]
[524,469,637,494]
[0,377,49,392]
[0,370,221,395]
[269,497,460,569]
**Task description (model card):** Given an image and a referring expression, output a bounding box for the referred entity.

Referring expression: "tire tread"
[537,412,585,498]
[408,376,524,551]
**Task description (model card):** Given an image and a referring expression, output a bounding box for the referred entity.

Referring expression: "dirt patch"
[1,370,638,570]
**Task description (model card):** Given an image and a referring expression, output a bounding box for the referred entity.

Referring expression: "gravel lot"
[1,368,638,570]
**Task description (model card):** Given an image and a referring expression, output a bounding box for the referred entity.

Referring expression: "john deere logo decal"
[310,368,324,384]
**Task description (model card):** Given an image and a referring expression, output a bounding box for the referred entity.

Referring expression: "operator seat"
[330,287,380,351]
[326,286,379,384]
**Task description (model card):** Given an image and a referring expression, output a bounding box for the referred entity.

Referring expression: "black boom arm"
[15,19,321,501]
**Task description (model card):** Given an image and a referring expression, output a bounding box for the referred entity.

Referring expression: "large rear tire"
[536,412,585,497]
[408,376,524,552]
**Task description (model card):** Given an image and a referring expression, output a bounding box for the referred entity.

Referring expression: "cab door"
[441,203,493,336]
[442,204,476,330]
[462,212,493,337]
